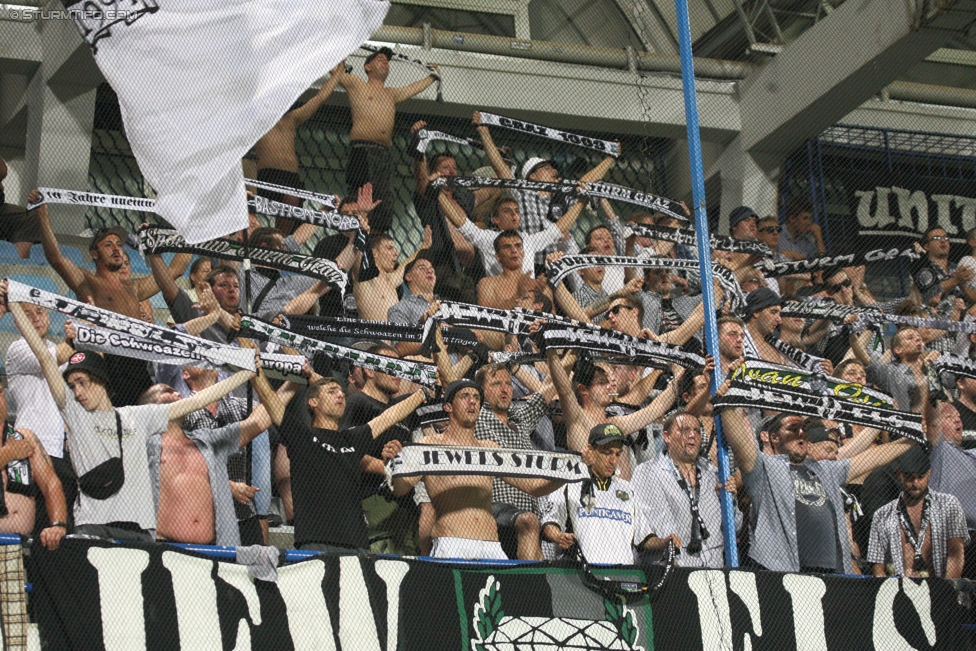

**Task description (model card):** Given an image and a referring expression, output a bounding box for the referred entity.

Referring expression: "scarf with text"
[933,352,976,381]
[239,315,437,387]
[139,227,347,292]
[257,352,308,384]
[628,223,771,257]
[386,444,588,487]
[764,333,825,372]
[854,310,976,335]
[27,187,156,213]
[478,112,619,157]
[756,246,923,278]
[414,128,483,155]
[278,313,481,349]
[359,44,442,102]
[583,182,687,222]
[780,299,875,323]
[730,359,896,409]
[898,493,932,573]
[541,324,705,370]
[6,280,254,371]
[244,178,339,211]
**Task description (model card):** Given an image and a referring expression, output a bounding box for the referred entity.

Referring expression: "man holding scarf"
[867,446,967,578]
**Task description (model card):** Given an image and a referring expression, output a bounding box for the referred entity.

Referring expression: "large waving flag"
[69,0,388,243]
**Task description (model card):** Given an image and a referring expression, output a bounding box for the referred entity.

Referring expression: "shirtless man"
[32,190,190,404]
[0,381,68,550]
[353,228,431,322]
[391,379,564,560]
[253,62,344,233]
[477,231,550,311]
[137,365,279,546]
[335,49,440,233]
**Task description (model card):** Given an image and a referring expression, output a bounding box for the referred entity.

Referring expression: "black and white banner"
[139,227,347,292]
[730,359,896,409]
[387,444,587,484]
[934,352,976,382]
[415,128,483,155]
[780,299,876,323]
[714,381,923,442]
[757,246,923,278]
[30,534,967,651]
[245,178,339,211]
[7,279,255,371]
[27,187,157,213]
[628,222,772,257]
[278,313,480,349]
[541,324,706,370]
[248,195,355,231]
[239,315,437,387]
[359,44,442,102]
[478,112,619,157]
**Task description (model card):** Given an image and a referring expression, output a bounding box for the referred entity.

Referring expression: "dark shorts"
[296,541,366,555]
[255,168,304,204]
[492,502,533,529]
[346,141,393,233]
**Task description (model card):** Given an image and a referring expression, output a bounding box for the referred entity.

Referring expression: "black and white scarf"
[540,324,706,370]
[414,128,483,155]
[244,178,339,211]
[416,402,449,427]
[26,187,157,213]
[756,246,923,278]
[278,313,480,349]
[488,350,547,367]
[583,182,687,222]
[239,315,437,387]
[386,444,588,486]
[854,310,976,336]
[628,223,771,257]
[359,44,442,102]
[780,299,875,323]
[257,352,308,384]
[713,381,923,443]
[764,334,824,372]
[897,493,932,573]
[666,458,709,554]
[6,279,255,371]
[139,227,347,292]
[933,352,976,381]
[478,112,620,157]
[729,359,896,409]
[247,195,355,231]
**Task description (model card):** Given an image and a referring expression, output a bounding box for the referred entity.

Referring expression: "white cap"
[520,157,555,179]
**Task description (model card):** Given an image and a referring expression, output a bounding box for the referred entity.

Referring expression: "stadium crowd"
[0,49,975,643]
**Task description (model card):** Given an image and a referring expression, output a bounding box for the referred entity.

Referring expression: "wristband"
[50,521,67,529]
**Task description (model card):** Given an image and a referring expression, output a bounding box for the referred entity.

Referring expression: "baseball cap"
[728,206,758,230]
[744,287,782,317]
[89,226,129,251]
[521,157,556,180]
[365,47,394,65]
[588,423,627,447]
[895,445,930,474]
[444,379,483,405]
[62,351,111,385]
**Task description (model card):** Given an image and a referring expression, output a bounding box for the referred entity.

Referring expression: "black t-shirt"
[282,386,373,548]
[339,392,418,498]
[791,464,840,570]
[414,186,476,273]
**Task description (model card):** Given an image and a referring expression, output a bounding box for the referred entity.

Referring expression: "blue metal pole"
[672,0,739,567]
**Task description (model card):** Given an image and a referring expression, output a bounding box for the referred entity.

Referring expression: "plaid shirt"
[0,544,27,650]
[474,393,550,513]
[867,490,969,577]
[510,188,574,268]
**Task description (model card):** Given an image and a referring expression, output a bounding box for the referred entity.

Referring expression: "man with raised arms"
[333,49,440,233]
[391,379,565,560]
[477,230,551,311]
[354,229,431,322]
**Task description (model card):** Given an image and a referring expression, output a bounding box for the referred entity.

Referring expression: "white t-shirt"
[61,393,169,531]
[6,338,65,458]
[957,256,976,292]
[458,220,563,278]
[540,475,635,565]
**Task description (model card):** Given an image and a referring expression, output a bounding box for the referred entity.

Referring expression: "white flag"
[72,0,388,243]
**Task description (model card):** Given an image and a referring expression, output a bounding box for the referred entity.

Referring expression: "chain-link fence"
[1,1,976,649]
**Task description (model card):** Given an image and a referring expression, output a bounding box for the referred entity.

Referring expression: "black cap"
[588,423,627,447]
[895,446,931,474]
[744,287,782,317]
[729,206,758,230]
[62,351,111,386]
[365,47,394,65]
[444,379,483,405]
[89,226,129,251]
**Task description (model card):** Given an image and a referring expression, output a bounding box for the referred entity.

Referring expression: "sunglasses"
[825,278,852,294]
[608,304,636,316]
[759,226,782,234]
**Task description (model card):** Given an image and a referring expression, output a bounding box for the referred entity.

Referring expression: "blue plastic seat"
[0,241,28,264]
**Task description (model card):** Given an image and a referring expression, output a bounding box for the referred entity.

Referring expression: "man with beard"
[720,407,916,573]
[867,446,967,578]
[31,189,190,404]
[717,316,746,376]
[391,380,565,560]
[334,49,440,233]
